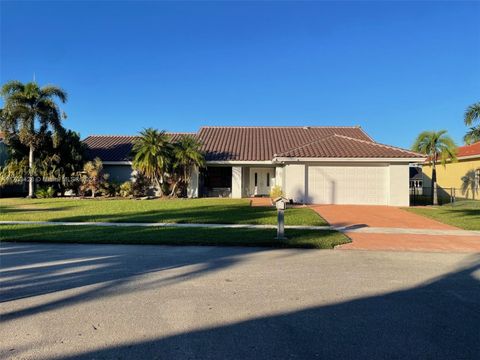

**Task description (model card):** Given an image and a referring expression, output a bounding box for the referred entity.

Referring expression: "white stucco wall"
[231,166,243,199]
[284,164,306,203]
[388,163,410,206]
[275,166,284,189]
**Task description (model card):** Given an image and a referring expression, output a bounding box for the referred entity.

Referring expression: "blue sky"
[1,1,479,148]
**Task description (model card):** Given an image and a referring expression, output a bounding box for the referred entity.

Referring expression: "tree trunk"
[27,145,35,198]
[432,166,438,206]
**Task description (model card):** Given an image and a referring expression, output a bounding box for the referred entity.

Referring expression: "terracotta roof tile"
[457,142,480,158]
[275,134,424,159]
[198,126,374,161]
[83,126,421,162]
[83,133,194,161]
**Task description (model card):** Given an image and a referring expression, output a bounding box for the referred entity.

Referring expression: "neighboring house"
[409,166,423,194]
[83,126,424,206]
[422,142,480,198]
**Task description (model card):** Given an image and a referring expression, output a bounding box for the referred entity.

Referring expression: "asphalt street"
[1,242,479,359]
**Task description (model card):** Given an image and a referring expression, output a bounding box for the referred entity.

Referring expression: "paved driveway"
[1,243,479,359]
[312,205,480,252]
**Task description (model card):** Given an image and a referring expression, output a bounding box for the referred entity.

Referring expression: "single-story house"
[84,126,424,206]
[422,141,480,198]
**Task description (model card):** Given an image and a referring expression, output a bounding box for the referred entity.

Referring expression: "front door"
[251,168,275,196]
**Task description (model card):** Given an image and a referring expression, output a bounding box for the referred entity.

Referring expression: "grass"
[405,199,480,231]
[0,225,349,249]
[0,197,326,226]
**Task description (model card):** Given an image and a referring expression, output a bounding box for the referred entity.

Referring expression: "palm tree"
[172,135,205,197]
[461,169,479,200]
[0,81,67,197]
[412,130,457,205]
[464,102,480,144]
[132,128,172,196]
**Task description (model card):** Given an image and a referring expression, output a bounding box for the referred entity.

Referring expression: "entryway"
[250,167,275,196]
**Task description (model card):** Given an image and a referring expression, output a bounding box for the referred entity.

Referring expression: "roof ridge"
[200,125,361,129]
[332,134,424,156]
[274,134,337,156]
[85,132,195,137]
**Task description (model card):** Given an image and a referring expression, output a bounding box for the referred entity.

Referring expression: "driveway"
[1,243,479,359]
[312,205,480,252]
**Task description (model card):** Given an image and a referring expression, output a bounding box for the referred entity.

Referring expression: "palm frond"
[464,102,480,126]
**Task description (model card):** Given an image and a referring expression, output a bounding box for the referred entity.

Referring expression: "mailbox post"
[274,197,288,240]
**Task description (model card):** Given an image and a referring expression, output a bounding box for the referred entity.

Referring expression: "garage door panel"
[307,165,388,205]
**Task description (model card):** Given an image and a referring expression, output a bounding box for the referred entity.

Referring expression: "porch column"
[232,166,242,198]
[187,165,199,198]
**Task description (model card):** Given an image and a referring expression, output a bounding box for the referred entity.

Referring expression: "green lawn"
[0,225,349,249]
[405,199,480,230]
[0,198,326,226]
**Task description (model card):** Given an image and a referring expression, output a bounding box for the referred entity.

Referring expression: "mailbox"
[273,196,289,240]
[274,196,288,210]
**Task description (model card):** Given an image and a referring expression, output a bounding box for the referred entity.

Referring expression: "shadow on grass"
[0,225,348,249]
[0,200,326,226]
[48,254,479,360]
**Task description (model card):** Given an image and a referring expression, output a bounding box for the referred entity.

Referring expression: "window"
[267,173,270,187]
[254,173,258,186]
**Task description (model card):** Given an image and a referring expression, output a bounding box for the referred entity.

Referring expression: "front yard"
[405,199,480,230]
[0,198,350,249]
[0,198,325,225]
[0,225,348,249]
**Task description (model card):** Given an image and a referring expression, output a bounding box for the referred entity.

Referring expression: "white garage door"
[307,165,388,205]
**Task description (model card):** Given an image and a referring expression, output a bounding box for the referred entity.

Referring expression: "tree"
[0,81,67,197]
[80,157,109,198]
[464,102,480,145]
[131,128,172,196]
[461,169,479,200]
[172,135,205,197]
[412,130,457,205]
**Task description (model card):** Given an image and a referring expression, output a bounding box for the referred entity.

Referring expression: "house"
[84,126,424,206]
[422,141,480,198]
[409,166,423,193]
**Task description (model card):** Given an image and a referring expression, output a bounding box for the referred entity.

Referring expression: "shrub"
[103,181,120,197]
[270,185,284,199]
[132,172,152,197]
[35,186,56,198]
[120,181,133,197]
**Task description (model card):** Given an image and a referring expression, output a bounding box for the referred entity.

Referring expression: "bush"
[132,173,152,197]
[270,185,284,199]
[35,186,56,198]
[103,181,120,197]
[120,181,133,197]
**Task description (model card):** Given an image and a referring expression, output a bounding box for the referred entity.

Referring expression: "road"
[1,243,479,359]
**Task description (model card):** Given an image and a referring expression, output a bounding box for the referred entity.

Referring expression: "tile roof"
[198,126,374,161]
[457,142,480,158]
[83,133,193,161]
[275,134,423,159]
[83,126,422,162]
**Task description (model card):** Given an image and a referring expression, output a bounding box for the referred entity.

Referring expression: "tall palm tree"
[412,130,457,205]
[172,135,205,197]
[132,128,172,196]
[464,102,480,144]
[0,81,67,197]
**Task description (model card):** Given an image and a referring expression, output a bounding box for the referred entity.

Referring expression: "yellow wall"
[422,157,480,195]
